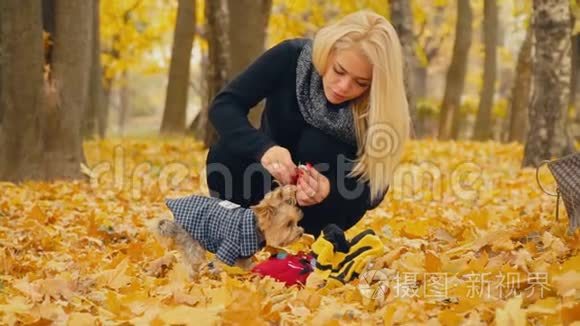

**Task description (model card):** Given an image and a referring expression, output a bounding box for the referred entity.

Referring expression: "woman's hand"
[296,165,330,206]
[260,145,298,185]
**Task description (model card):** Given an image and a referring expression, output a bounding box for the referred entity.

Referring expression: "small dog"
[156,184,304,277]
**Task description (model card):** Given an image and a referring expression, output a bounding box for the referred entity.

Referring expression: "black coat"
[206,38,387,236]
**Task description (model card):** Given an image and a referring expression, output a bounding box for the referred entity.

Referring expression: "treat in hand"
[291,163,312,185]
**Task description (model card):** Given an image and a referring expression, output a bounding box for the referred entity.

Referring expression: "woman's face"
[322,47,372,104]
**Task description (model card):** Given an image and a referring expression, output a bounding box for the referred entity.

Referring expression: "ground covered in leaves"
[1,138,579,325]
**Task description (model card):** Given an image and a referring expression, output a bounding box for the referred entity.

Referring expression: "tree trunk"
[99,42,120,139]
[450,95,465,139]
[547,8,576,158]
[99,84,111,138]
[0,0,46,182]
[522,0,572,167]
[99,72,116,139]
[84,0,104,139]
[160,0,196,135]
[413,65,428,100]
[191,52,209,140]
[414,66,429,137]
[118,73,130,137]
[571,34,578,113]
[570,17,577,117]
[0,14,2,127]
[473,0,498,141]
[228,0,272,129]
[193,0,271,141]
[43,1,92,179]
[554,99,576,157]
[438,0,473,140]
[201,0,230,147]
[508,25,533,143]
[390,0,419,138]
[42,0,55,66]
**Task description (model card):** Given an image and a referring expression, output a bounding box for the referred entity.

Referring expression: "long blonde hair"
[312,10,410,202]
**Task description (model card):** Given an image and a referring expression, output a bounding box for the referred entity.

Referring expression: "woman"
[205,10,410,236]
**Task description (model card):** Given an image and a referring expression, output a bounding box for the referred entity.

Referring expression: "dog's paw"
[208,261,221,274]
[187,266,201,280]
[200,260,223,278]
[235,258,255,270]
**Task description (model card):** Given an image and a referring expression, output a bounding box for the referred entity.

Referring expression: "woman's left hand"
[296,165,330,206]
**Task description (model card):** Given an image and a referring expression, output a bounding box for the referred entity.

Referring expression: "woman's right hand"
[260,145,298,185]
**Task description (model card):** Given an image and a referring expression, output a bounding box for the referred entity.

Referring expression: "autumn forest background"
[1,0,580,325]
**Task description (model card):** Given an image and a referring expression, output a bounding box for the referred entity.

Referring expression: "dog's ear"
[251,203,275,229]
[272,179,282,188]
[282,185,298,203]
[267,184,284,200]
[269,184,297,202]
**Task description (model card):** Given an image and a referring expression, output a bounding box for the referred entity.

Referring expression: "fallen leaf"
[509,248,532,273]
[552,271,580,297]
[561,301,580,325]
[526,297,560,316]
[157,305,220,325]
[146,254,175,277]
[97,258,132,290]
[425,250,442,273]
[495,296,526,326]
[172,290,200,306]
[67,312,97,326]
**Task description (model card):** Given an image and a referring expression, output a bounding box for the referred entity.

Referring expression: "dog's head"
[251,184,304,247]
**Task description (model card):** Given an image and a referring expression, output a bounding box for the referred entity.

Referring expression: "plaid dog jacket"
[165,195,264,266]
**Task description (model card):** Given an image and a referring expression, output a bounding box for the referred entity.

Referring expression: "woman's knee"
[299,188,369,236]
[299,211,360,237]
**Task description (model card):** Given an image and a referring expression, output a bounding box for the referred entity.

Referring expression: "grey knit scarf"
[296,41,357,147]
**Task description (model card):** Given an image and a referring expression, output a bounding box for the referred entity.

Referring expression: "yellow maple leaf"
[509,248,532,273]
[561,301,580,325]
[28,205,47,224]
[391,251,426,274]
[172,290,201,306]
[438,309,463,325]
[425,250,442,273]
[0,296,33,314]
[495,296,526,326]
[96,258,132,290]
[401,220,430,239]
[221,287,267,325]
[555,254,580,275]
[527,296,560,316]
[552,271,580,297]
[157,305,220,325]
[67,312,98,326]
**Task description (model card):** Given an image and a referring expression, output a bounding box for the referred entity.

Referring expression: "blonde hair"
[312,10,410,202]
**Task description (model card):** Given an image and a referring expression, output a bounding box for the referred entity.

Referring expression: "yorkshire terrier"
[156,184,304,278]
